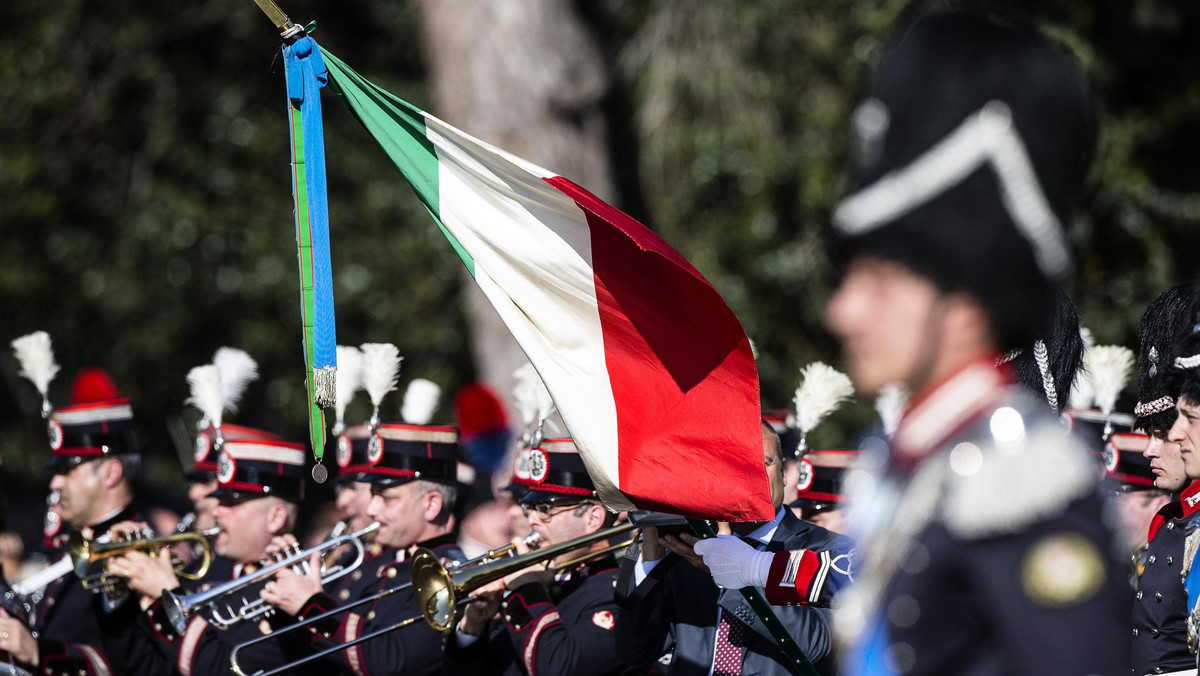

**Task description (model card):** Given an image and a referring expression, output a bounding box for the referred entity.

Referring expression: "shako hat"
[790,449,860,512]
[512,438,597,504]
[45,369,139,470]
[208,438,308,503]
[192,424,281,481]
[833,10,1095,351]
[1102,432,1155,493]
[358,422,460,486]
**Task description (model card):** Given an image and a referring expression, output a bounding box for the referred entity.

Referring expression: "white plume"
[360,343,402,409]
[212,347,258,415]
[11,331,59,398]
[1086,345,1135,416]
[1068,357,1094,410]
[875,382,909,437]
[1079,326,1095,350]
[794,362,854,434]
[402,379,442,425]
[513,362,555,428]
[334,345,364,426]
[186,365,225,427]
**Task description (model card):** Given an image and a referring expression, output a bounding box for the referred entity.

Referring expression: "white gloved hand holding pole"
[693,534,773,589]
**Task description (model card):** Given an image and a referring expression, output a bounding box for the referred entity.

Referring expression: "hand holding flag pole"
[251,0,338,483]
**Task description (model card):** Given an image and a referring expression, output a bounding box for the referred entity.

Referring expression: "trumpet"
[229,531,542,674]
[71,528,219,594]
[230,523,637,676]
[163,522,380,633]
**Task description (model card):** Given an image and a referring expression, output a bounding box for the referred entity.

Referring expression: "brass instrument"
[228,531,542,674]
[70,528,219,593]
[229,523,636,676]
[163,522,380,633]
[414,522,636,632]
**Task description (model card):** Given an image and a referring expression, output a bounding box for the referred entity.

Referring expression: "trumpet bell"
[411,549,455,633]
[411,521,637,634]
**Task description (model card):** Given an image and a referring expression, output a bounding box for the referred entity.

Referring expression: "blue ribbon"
[283,36,336,373]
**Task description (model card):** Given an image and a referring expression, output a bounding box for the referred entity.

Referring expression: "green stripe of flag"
[321,48,475,276]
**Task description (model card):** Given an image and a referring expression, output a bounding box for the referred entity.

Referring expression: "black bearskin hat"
[833,10,1095,351]
[1170,281,1200,410]
[1006,289,1084,413]
[1135,282,1196,432]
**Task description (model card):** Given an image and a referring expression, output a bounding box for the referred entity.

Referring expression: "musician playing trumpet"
[444,438,641,676]
[4,365,146,676]
[254,421,465,676]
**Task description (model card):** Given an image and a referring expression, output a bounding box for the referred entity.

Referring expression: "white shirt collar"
[741,506,786,546]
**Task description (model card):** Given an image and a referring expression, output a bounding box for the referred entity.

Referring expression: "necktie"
[712,609,747,676]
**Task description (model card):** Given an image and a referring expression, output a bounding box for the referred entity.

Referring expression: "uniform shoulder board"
[939,401,1094,540]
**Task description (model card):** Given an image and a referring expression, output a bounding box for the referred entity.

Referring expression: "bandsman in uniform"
[1129,282,1200,676]
[103,433,309,676]
[5,334,146,676]
[260,419,465,676]
[821,10,1131,674]
[446,438,640,676]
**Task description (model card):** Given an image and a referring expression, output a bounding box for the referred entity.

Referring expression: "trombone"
[230,523,636,676]
[163,522,380,633]
[70,527,219,593]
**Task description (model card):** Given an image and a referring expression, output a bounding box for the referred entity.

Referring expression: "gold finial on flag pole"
[250,0,303,38]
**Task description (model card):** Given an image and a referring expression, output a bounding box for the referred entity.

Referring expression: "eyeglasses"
[521,501,590,519]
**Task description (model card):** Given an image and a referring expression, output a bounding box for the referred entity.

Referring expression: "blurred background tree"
[2,0,1199,541]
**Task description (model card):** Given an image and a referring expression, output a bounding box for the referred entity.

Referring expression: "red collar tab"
[893,357,1009,464]
[1181,482,1200,519]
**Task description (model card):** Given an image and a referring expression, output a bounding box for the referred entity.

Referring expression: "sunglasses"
[520,501,592,519]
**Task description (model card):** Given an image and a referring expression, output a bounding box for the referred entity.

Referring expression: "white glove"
[693,534,773,589]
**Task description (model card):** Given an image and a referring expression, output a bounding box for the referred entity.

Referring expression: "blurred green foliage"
[3,0,1199,496]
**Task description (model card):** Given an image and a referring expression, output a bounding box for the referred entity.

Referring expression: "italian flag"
[322,49,772,522]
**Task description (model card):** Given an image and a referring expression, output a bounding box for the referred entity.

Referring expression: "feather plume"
[794,362,854,434]
[512,363,555,429]
[1068,354,1094,411]
[1079,326,1095,350]
[334,345,364,428]
[212,347,258,415]
[1086,345,1135,416]
[186,365,225,427]
[11,331,60,399]
[360,343,402,410]
[875,382,909,436]
[402,379,441,425]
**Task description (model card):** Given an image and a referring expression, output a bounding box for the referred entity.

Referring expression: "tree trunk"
[414,0,614,433]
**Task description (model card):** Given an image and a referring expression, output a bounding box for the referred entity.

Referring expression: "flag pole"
[249,0,303,38]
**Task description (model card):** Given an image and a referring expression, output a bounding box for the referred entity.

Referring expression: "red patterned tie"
[712,610,747,676]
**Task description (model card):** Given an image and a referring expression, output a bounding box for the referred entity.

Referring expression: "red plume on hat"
[70,367,123,404]
[455,382,507,437]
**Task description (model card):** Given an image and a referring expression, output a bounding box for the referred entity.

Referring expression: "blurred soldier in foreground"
[823,10,1131,674]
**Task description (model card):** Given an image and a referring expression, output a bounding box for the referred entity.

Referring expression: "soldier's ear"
[265,499,290,534]
[423,489,444,523]
[99,457,124,488]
